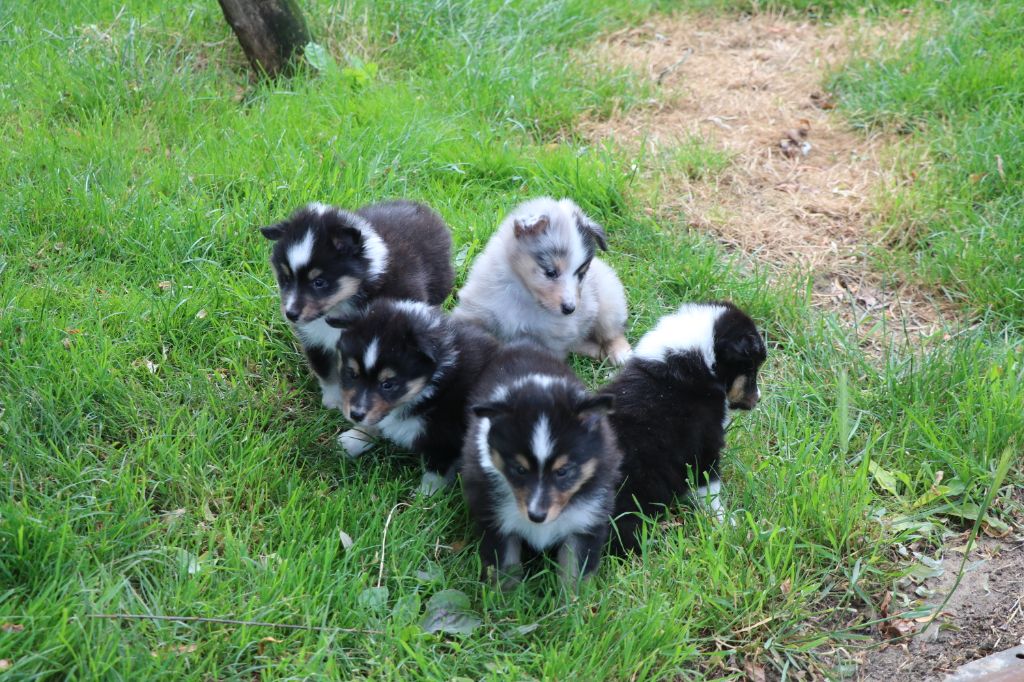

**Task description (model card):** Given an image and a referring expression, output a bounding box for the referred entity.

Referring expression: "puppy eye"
[342,367,357,379]
[544,268,558,280]
[311,277,328,290]
[513,464,528,476]
[554,466,570,478]
[379,380,396,391]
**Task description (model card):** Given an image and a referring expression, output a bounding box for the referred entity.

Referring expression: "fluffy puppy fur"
[461,342,621,587]
[336,298,499,496]
[605,302,767,554]
[453,197,631,365]
[260,200,454,410]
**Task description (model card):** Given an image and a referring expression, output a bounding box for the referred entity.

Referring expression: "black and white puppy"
[336,298,498,496]
[605,302,766,554]
[461,342,621,587]
[261,200,454,410]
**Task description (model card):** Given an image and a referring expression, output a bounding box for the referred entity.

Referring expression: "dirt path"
[582,11,959,346]
[581,10,1024,679]
[856,536,1024,682]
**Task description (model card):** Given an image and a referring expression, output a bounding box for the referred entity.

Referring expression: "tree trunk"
[218,0,311,78]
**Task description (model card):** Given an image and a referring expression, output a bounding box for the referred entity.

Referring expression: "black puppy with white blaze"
[606,302,766,554]
[336,299,499,496]
[260,200,454,411]
[461,342,621,587]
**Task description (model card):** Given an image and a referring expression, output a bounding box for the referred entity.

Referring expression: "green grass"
[1,0,1022,679]
[834,0,1024,325]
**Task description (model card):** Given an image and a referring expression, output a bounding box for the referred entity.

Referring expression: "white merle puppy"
[453,197,631,365]
[336,299,499,496]
[260,200,454,411]
[605,302,767,554]
[461,341,621,588]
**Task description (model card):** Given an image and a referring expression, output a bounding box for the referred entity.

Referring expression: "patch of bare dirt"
[856,536,1024,681]
[582,11,960,343]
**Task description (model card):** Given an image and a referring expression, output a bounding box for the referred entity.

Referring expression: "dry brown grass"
[581,11,959,343]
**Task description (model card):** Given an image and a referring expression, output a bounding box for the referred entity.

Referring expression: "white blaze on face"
[286,230,315,273]
[530,414,553,465]
[363,337,380,372]
[527,483,546,521]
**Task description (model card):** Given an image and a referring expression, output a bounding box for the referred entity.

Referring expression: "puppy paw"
[417,470,450,497]
[603,337,632,366]
[321,383,344,411]
[338,428,374,458]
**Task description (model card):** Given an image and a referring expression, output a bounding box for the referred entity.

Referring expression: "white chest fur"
[491,483,604,550]
[293,317,342,350]
[377,410,426,449]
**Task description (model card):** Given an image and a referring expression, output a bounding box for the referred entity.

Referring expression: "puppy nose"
[560,302,576,315]
[349,409,366,423]
[527,509,547,523]
[285,308,300,322]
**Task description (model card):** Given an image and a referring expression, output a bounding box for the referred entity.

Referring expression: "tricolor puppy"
[605,302,766,554]
[260,200,454,410]
[336,298,499,496]
[453,197,631,365]
[461,342,621,587]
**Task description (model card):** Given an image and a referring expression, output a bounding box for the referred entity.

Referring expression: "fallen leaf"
[62,337,72,350]
[780,579,792,596]
[339,531,353,549]
[358,586,389,614]
[982,517,1012,538]
[0,659,11,671]
[256,636,283,656]
[53,242,65,252]
[810,91,836,109]
[415,560,444,585]
[743,659,767,682]
[160,508,186,523]
[195,309,208,320]
[515,622,540,635]
[391,594,421,623]
[65,328,82,335]
[158,280,172,291]
[1,623,24,633]
[420,589,481,635]
[879,617,917,639]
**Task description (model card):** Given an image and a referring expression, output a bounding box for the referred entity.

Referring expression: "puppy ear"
[576,392,614,428]
[574,210,608,252]
[260,222,287,241]
[719,331,766,365]
[513,214,549,240]
[472,401,508,419]
[331,225,363,255]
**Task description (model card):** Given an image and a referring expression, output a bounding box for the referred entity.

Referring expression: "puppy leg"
[558,527,607,588]
[587,260,631,365]
[417,465,456,497]
[338,425,378,458]
[570,337,605,360]
[306,345,343,410]
[481,529,523,590]
[693,478,728,524]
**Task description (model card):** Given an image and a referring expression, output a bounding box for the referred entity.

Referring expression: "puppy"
[261,200,454,410]
[453,197,631,365]
[336,298,499,496]
[605,302,766,554]
[461,342,621,587]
